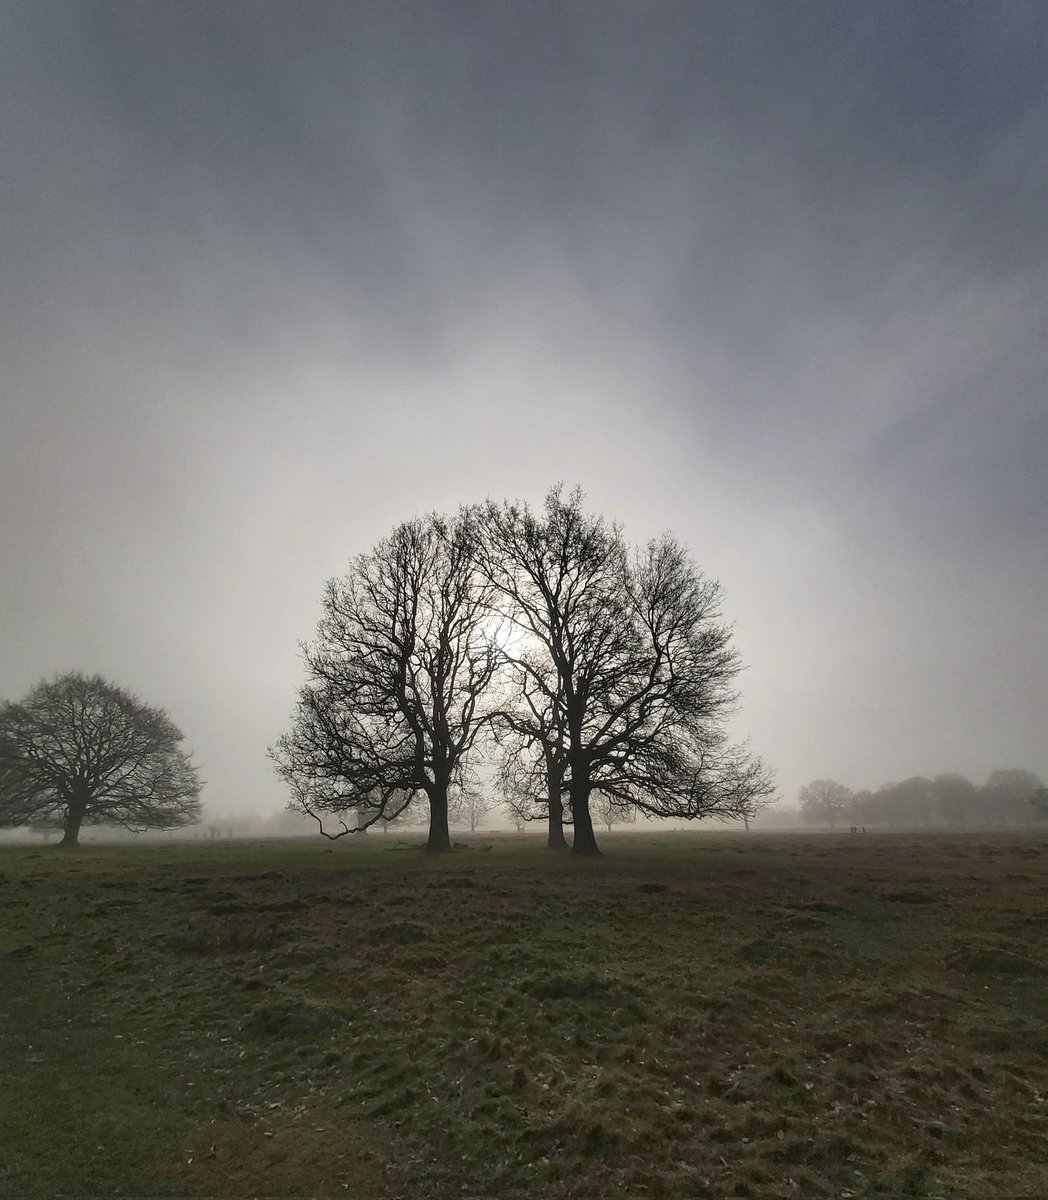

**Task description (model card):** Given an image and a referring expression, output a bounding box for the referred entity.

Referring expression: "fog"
[2,2,1046,820]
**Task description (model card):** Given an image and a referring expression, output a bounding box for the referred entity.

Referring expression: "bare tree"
[0,673,202,846]
[479,487,773,855]
[798,779,853,829]
[375,793,426,835]
[271,514,499,852]
[450,784,492,833]
[591,792,637,834]
[496,743,548,832]
[501,794,528,834]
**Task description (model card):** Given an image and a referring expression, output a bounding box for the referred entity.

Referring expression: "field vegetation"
[3,831,1048,1198]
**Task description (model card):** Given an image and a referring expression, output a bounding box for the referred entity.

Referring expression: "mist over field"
[2,2,1046,821]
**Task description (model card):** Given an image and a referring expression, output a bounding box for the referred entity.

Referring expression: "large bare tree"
[0,673,202,846]
[480,488,773,854]
[271,514,499,852]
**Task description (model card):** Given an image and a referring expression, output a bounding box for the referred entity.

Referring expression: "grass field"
[3,830,1048,1199]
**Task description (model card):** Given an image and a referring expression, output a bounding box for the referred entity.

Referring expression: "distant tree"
[0,672,202,847]
[450,785,492,833]
[863,780,931,829]
[1030,787,1048,821]
[982,769,1043,827]
[264,808,316,837]
[798,779,853,829]
[375,794,426,835]
[500,789,528,833]
[591,793,637,834]
[930,773,979,828]
[26,815,63,842]
[271,514,500,852]
[985,768,1043,792]
[848,789,876,827]
[495,746,536,828]
[891,776,937,828]
[478,487,773,855]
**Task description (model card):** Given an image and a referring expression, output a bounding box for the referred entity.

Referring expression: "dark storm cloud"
[2,0,1046,815]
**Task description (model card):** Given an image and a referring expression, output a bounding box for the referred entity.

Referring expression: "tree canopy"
[479,488,774,854]
[275,488,773,854]
[271,513,501,852]
[0,672,202,846]
[798,779,854,828]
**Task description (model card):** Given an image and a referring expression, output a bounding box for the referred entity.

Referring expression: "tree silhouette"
[0,673,202,846]
[272,514,499,852]
[450,784,492,833]
[798,779,853,828]
[479,487,773,855]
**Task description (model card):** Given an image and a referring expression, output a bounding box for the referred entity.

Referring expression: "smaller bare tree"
[591,793,637,834]
[502,800,527,833]
[450,785,492,833]
[0,673,202,846]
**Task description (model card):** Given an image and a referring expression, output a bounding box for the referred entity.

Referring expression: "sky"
[2,0,1046,821]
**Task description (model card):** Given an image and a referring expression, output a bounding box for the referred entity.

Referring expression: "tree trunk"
[569,780,600,856]
[546,763,568,849]
[426,784,452,852]
[60,805,84,848]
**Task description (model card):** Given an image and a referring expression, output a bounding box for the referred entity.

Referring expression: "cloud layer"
[3,1,1046,816]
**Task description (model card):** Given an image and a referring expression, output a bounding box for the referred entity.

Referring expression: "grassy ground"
[3,830,1048,1199]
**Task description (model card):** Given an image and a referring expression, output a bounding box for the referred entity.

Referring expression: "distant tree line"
[798,770,1048,830]
[271,486,774,855]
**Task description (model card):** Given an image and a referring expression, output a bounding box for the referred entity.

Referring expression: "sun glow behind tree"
[273,488,773,854]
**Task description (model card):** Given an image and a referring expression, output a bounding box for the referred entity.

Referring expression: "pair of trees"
[271,487,774,855]
[0,673,202,846]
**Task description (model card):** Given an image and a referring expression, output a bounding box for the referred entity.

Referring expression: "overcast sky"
[2,1,1046,820]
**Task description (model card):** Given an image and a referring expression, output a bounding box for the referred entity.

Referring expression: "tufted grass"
[2,829,1048,1197]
